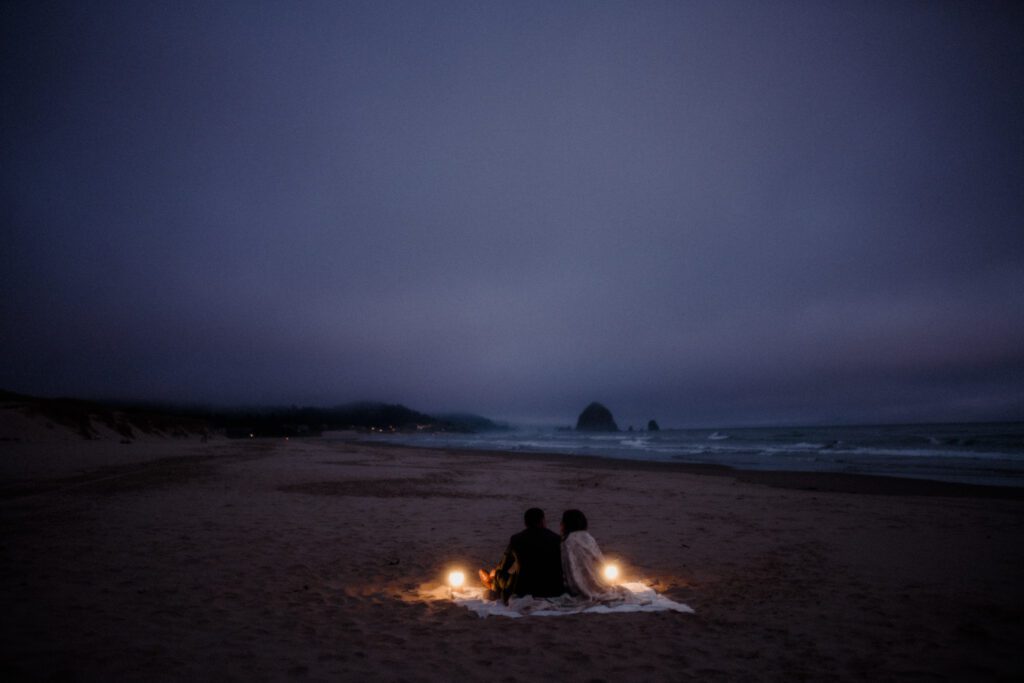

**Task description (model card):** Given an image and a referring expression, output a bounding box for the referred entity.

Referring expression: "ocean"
[355,422,1024,488]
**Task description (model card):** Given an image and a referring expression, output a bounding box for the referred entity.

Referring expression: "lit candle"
[602,564,620,582]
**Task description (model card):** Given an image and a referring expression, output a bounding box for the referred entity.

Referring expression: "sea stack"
[647,419,660,431]
[575,402,619,432]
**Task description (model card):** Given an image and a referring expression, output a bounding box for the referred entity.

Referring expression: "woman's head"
[560,509,588,538]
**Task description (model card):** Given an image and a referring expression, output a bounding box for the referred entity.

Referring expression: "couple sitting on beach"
[478,507,622,604]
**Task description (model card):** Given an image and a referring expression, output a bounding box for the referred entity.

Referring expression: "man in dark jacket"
[478,507,564,603]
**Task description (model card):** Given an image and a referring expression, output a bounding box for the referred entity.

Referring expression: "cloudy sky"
[2,1,1022,426]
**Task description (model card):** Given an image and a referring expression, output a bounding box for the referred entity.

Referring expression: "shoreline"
[345,437,1024,500]
[5,433,1021,500]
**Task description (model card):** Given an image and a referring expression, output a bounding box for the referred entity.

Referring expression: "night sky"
[2,1,1023,427]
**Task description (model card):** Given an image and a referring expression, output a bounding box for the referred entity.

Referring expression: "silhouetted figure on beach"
[478,507,564,603]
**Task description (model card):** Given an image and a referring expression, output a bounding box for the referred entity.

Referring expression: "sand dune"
[0,394,211,444]
[1,437,1022,680]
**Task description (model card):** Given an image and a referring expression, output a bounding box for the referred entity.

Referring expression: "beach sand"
[1,437,1022,681]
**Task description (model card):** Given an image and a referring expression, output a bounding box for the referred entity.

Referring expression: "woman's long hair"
[561,509,588,539]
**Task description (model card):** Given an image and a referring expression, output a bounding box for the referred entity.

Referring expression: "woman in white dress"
[560,509,623,601]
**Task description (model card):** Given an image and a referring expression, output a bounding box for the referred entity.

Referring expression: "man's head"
[523,507,545,529]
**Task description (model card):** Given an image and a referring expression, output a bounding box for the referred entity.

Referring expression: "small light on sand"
[603,564,620,582]
[447,570,465,588]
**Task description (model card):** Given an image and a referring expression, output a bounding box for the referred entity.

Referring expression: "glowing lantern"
[602,563,620,582]
[447,570,466,588]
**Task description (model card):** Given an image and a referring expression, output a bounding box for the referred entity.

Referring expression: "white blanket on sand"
[430,582,694,619]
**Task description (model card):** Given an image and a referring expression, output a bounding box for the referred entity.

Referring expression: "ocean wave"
[784,442,829,450]
[353,422,1024,487]
[827,447,1019,461]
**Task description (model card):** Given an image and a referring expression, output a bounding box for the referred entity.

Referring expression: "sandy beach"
[2,436,1022,681]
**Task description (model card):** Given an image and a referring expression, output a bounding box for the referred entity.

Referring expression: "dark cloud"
[3,1,1023,426]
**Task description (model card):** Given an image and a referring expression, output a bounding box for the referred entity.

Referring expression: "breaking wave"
[349,422,1024,488]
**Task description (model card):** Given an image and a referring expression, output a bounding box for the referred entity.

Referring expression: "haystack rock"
[647,419,660,432]
[575,402,619,432]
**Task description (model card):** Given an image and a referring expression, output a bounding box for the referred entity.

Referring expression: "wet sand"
[1,437,1022,681]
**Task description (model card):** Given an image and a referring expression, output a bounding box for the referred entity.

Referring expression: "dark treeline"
[217,403,454,438]
[0,390,504,439]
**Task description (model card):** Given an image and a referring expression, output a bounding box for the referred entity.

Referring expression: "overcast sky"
[2,1,1023,426]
